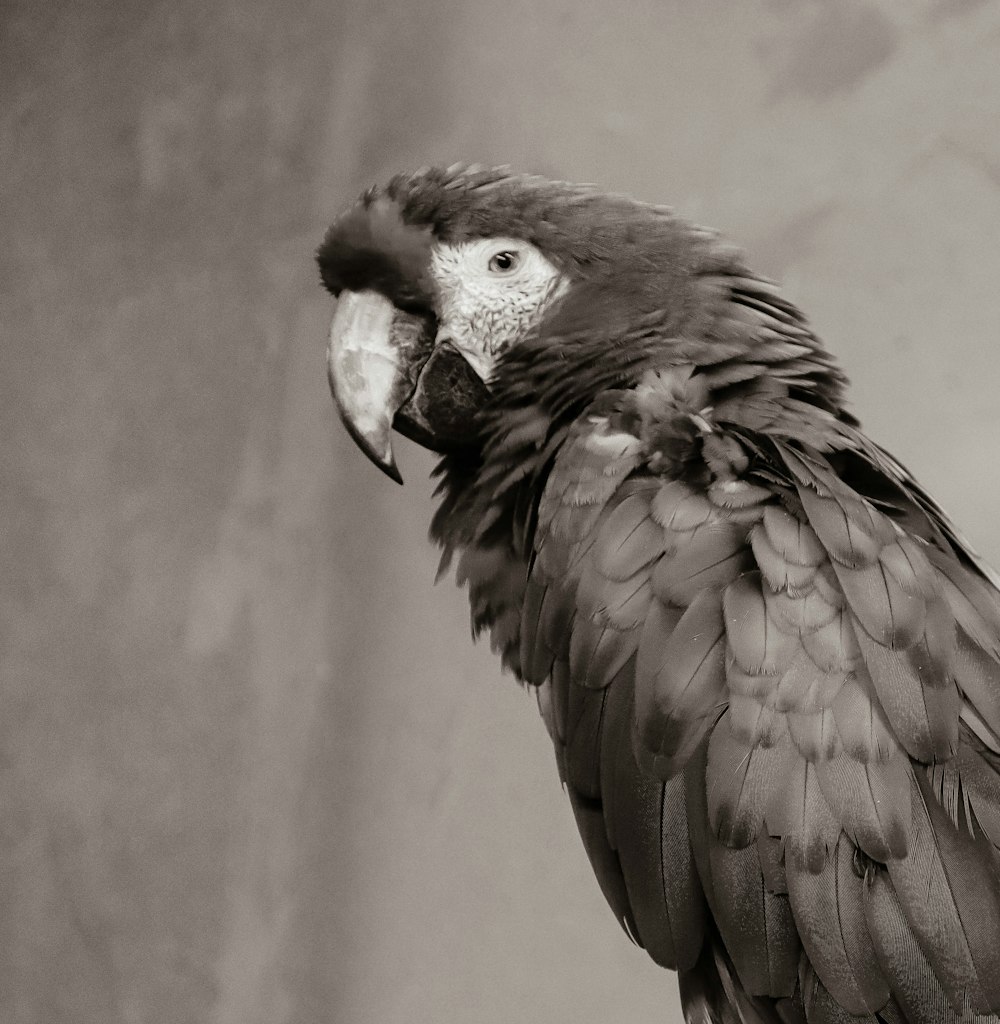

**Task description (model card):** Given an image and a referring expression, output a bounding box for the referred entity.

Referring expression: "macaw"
[317,165,1000,1024]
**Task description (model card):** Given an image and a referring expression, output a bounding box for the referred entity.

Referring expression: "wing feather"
[636,588,727,773]
[518,411,1000,1022]
[865,864,996,1023]
[881,771,1000,1012]
[567,787,641,942]
[707,713,792,847]
[564,676,608,798]
[592,490,665,580]
[569,613,641,689]
[687,742,802,999]
[613,734,706,969]
[785,834,889,1015]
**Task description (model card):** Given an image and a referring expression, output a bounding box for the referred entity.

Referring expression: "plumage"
[611,721,707,970]
[925,729,1000,847]
[569,613,642,689]
[765,754,841,873]
[761,506,827,568]
[636,588,727,772]
[592,490,665,581]
[319,165,1000,1023]
[577,564,654,631]
[679,930,794,1024]
[856,629,960,762]
[564,672,609,797]
[767,585,842,637]
[837,563,928,650]
[863,866,991,1024]
[931,551,1000,659]
[953,628,1000,751]
[786,708,842,761]
[654,519,752,605]
[785,834,889,1015]
[814,752,911,861]
[568,786,640,940]
[518,574,550,682]
[706,713,789,847]
[773,653,848,715]
[831,669,897,762]
[687,742,802,999]
[651,480,715,531]
[752,524,819,594]
[726,572,799,676]
[883,774,1000,1012]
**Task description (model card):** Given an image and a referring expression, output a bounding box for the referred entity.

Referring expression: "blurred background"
[5,1,1000,1022]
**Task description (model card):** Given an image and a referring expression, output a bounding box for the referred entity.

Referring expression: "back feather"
[424,219,1000,1024]
[505,370,1000,1024]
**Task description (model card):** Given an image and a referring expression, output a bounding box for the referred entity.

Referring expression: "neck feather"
[431,266,853,563]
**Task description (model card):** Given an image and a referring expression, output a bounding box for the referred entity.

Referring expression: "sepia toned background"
[5,2,1000,1022]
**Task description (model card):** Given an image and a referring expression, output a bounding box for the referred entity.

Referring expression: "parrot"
[317,164,1000,1024]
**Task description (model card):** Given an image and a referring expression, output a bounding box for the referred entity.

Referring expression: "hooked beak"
[327,289,430,483]
[327,290,490,482]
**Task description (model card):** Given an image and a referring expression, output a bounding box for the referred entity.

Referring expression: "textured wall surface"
[5,2,1000,1022]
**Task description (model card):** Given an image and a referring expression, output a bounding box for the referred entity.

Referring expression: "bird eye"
[488,250,520,273]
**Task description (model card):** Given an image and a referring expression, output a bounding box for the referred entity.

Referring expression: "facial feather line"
[428,237,569,381]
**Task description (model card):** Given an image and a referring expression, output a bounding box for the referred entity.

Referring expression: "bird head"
[317,164,728,482]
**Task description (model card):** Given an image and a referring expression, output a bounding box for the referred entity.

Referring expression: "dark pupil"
[492,252,514,271]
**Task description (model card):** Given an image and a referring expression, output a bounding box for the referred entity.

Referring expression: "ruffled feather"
[785,834,889,1015]
[487,401,1000,1022]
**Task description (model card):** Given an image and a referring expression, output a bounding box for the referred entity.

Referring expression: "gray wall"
[6,2,1000,1022]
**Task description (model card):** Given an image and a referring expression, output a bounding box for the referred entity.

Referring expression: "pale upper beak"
[326,289,491,482]
[326,289,433,483]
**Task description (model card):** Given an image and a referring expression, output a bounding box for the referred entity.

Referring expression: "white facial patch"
[428,237,568,381]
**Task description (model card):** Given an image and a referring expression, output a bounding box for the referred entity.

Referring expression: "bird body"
[318,165,1000,1023]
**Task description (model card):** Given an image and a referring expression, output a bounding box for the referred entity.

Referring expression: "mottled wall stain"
[765,2,898,99]
[930,0,990,20]
[751,199,842,280]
